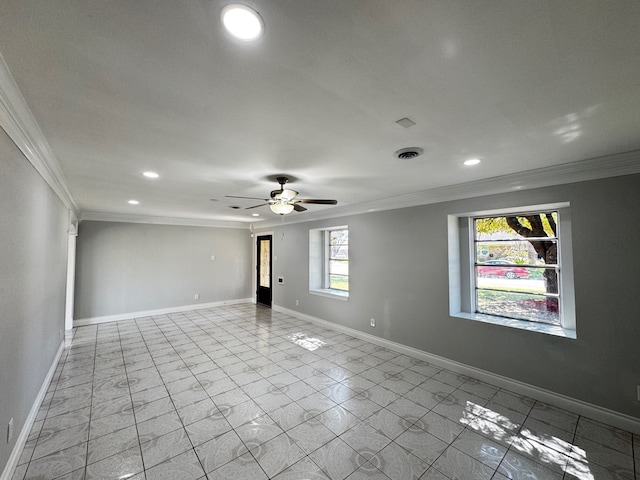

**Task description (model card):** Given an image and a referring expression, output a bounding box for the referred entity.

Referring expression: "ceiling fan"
[226,176,338,215]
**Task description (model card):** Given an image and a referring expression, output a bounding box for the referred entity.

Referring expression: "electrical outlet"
[210,255,216,261]
[295,300,299,306]
[370,318,375,327]
[7,418,13,443]
[194,293,199,300]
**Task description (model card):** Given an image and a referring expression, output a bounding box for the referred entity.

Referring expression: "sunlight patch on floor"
[286,332,326,351]
[461,402,594,480]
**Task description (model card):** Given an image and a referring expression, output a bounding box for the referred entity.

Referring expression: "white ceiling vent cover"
[395,117,416,128]
[395,147,424,159]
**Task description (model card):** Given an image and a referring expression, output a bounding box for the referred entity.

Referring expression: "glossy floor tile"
[11,304,639,480]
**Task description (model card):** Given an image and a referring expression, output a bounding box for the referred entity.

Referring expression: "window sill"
[309,289,349,301]
[451,312,576,339]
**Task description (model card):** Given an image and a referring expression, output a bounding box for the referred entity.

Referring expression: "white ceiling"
[0,1,639,226]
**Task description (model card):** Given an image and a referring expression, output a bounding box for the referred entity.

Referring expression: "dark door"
[256,235,272,307]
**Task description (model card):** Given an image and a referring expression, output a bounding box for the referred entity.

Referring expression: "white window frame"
[448,203,576,338]
[309,225,349,300]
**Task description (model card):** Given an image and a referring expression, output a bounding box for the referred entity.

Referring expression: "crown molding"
[80,210,250,229]
[256,149,640,229]
[0,53,78,213]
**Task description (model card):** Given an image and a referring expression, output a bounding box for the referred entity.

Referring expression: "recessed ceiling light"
[143,171,159,179]
[463,158,482,166]
[221,4,264,41]
[128,200,140,205]
[252,213,260,217]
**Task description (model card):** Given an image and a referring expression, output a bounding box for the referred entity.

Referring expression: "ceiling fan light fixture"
[270,202,294,215]
[221,4,264,41]
[278,188,298,201]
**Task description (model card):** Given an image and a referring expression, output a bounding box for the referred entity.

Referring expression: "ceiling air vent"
[395,147,424,160]
[395,117,416,128]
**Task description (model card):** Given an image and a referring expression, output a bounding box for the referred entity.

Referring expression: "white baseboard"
[273,304,640,435]
[73,298,253,327]
[1,341,64,480]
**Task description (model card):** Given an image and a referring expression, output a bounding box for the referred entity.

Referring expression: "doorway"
[256,234,272,307]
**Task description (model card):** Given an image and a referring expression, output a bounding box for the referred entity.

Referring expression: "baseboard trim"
[73,298,253,327]
[1,341,64,480]
[273,305,640,435]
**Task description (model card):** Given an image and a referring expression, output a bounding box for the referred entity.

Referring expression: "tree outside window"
[474,212,559,325]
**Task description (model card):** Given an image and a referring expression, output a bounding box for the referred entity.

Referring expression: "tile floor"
[11,304,639,480]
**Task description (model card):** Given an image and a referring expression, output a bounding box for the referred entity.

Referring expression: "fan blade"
[245,203,270,210]
[226,195,270,201]
[296,199,338,205]
[293,203,307,212]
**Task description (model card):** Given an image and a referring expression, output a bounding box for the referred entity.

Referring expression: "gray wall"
[262,174,640,419]
[74,221,252,319]
[0,129,68,470]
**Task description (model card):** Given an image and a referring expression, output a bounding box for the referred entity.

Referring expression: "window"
[309,225,349,300]
[329,229,349,291]
[474,212,559,325]
[449,204,575,338]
